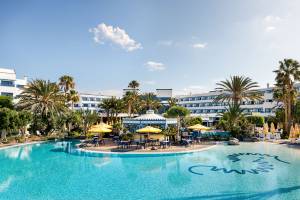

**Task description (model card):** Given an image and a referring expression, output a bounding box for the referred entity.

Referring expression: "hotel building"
[73,93,112,112]
[176,84,300,125]
[0,68,27,101]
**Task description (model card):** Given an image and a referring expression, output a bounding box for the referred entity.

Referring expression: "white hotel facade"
[0,68,27,101]
[0,68,111,110]
[73,93,112,112]
[176,84,300,125]
[2,67,300,121]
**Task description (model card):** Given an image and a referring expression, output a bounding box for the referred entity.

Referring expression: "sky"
[1,0,300,97]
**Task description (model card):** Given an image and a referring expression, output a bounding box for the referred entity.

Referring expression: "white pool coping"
[0,141,47,150]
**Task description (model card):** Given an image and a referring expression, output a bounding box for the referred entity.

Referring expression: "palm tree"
[123,91,140,117]
[79,109,98,136]
[18,79,67,117]
[165,106,190,141]
[128,80,139,89]
[59,75,75,95]
[99,97,124,124]
[140,93,161,112]
[168,98,177,107]
[273,59,300,134]
[111,98,124,123]
[215,76,262,106]
[218,104,246,138]
[68,89,80,110]
[99,98,112,122]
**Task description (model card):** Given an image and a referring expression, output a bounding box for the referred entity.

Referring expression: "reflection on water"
[0,177,13,193]
[93,156,111,168]
[168,159,191,187]
[4,146,32,160]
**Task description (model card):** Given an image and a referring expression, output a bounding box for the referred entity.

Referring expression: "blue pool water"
[0,141,300,200]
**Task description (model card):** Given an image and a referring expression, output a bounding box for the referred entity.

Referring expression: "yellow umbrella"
[188,124,210,131]
[263,123,269,135]
[295,124,300,138]
[94,123,112,129]
[88,126,112,133]
[136,126,162,133]
[270,123,276,135]
[289,126,295,139]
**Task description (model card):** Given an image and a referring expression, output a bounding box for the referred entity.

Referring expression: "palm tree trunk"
[287,94,292,134]
[128,104,132,117]
[284,97,289,135]
[176,116,181,142]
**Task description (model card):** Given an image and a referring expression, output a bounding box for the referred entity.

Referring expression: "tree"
[100,97,124,124]
[18,110,32,135]
[273,58,300,135]
[17,79,67,135]
[218,104,248,138]
[79,110,98,136]
[110,98,124,123]
[58,75,75,95]
[68,89,80,110]
[168,98,177,107]
[99,98,113,122]
[128,80,140,89]
[0,108,22,140]
[183,116,203,127]
[0,96,14,109]
[0,108,12,140]
[294,100,300,124]
[215,76,262,106]
[18,79,67,117]
[246,116,264,127]
[140,93,161,112]
[65,111,82,133]
[123,91,140,117]
[165,106,190,141]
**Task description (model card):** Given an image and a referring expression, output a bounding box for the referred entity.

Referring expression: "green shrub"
[246,116,264,127]
[68,131,81,138]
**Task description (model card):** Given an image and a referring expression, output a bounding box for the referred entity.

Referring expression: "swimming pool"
[0,141,299,200]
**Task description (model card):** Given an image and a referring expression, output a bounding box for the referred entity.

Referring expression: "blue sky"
[1,0,300,96]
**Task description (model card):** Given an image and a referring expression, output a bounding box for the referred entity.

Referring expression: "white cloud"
[264,15,282,23]
[265,26,276,32]
[143,80,156,85]
[145,61,166,71]
[89,23,142,52]
[185,85,204,90]
[157,40,173,46]
[192,43,207,49]
[174,85,207,95]
[263,15,282,33]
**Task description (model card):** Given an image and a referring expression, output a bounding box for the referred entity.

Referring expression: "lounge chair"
[181,139,192,147]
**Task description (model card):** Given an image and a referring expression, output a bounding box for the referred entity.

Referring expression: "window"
[1,92,13,97]
[266,99,273,103]
[83,104,89,107]
[265,108,272,113]
[1,80,14,87]
[82,97,88,101]
[16,84,25,89]
[264,90,273,94]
